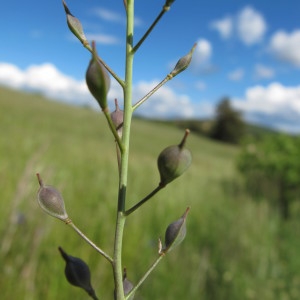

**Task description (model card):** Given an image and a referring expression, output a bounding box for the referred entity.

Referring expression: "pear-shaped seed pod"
[86,42,111,111]
[157,129,192,186]
[163,207,190,253]
[58,247,98,299]
[62,0,88,46]
[110,99,124,137]
[36,173,69,221]
[169,44,196,78]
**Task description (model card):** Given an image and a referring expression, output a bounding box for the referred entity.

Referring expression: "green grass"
[1,86,300,299]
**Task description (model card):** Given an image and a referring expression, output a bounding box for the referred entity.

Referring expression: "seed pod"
[86,42,111,111]
[110,99,124,137]
[164,0,176,9]
[36,173,69,222]
[58,247,98,299]
[157,129,192,187]
[62,0,88,46]
[163,207,190,253]
[114,268,135,300]
[169,44,196,78]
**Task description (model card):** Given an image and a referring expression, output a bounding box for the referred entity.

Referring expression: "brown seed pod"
[110,99,124,137]
[36,173,68,222]
[157,129,192,187]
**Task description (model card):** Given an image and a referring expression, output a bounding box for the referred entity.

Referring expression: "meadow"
[1,86,300,299]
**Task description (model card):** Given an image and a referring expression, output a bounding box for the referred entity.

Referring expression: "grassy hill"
[1,86,300,300]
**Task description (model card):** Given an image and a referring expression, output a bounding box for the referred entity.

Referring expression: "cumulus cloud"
[93,7,143,26]
[269,30,300,67]
[254,64,275,79]
[228,68,244,81]
[85,33,120,45]
[237,6,267,45]
[0,62,212,119]
[233,82,300,132]
[210,16,233,39]
[192,39,212,65]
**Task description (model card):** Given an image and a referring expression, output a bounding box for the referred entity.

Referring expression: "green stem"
[132,75,171,112]
[133,5,169,53]
[125,185,163,216]
[113,0,135,299]
[125,254,165,299]
[67,220,113,264]
[103,110,124,153]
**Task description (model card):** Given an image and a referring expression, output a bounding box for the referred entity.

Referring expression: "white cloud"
[0,62,212,120]
[210,16,233,39]
[194,81,206,91]
[233,82,300,132]
[93,8,143,26]
[86,33,120,45]
[132,80,194,118]
[190,39,214,74]
[237,6,267,45]
[94,8,124,23]
[0,62,94,107]
[269,30,300,67]
[228,68,244,81]
[254,64,274,79]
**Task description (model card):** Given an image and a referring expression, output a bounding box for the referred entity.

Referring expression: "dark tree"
[210,97,245,144]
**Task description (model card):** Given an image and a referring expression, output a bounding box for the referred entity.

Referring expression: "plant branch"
[67,220,113,264]
[132,4,171,53]
[132,75,171,112]
[103,109,125,153]
[125,254,165,299]
[125,185,164,216]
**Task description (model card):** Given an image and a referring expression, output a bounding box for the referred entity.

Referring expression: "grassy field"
[1,86,300,300]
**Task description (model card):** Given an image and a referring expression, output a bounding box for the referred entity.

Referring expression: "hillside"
[1,86,300,300]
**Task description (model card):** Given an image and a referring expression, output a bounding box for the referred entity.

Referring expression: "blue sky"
[1,0,300,132]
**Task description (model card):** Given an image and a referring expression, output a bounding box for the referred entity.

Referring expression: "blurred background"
[1,0,300,299]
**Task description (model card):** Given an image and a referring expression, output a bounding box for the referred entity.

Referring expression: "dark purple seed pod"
[86,42,111,111]
[110,99,124,137]
[157,129,192,187]
[36,173,69,222]
[58,247,98,299]
[163,207,190,253]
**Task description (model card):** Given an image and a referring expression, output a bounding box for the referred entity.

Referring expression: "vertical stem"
[113,1,135,299]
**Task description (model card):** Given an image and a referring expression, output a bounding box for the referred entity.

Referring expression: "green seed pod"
[110,99,124,137]
[163,207,190,253]
[169,43,196,78]
[58,247,98,299]
[36,173,68,222]
[62,0,88,46]
[157,129,192,187]
[86,42,111,111]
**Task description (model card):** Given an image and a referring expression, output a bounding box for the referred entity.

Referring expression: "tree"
[210,97,245,144]
[237,134,300,220]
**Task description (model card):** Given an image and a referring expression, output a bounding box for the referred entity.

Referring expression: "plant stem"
[67,220,113,264]
[126,254,165,299]
[132,75,171,111]
[113,0,135,299]
[125,185,163,216]
[132,5,170,53]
